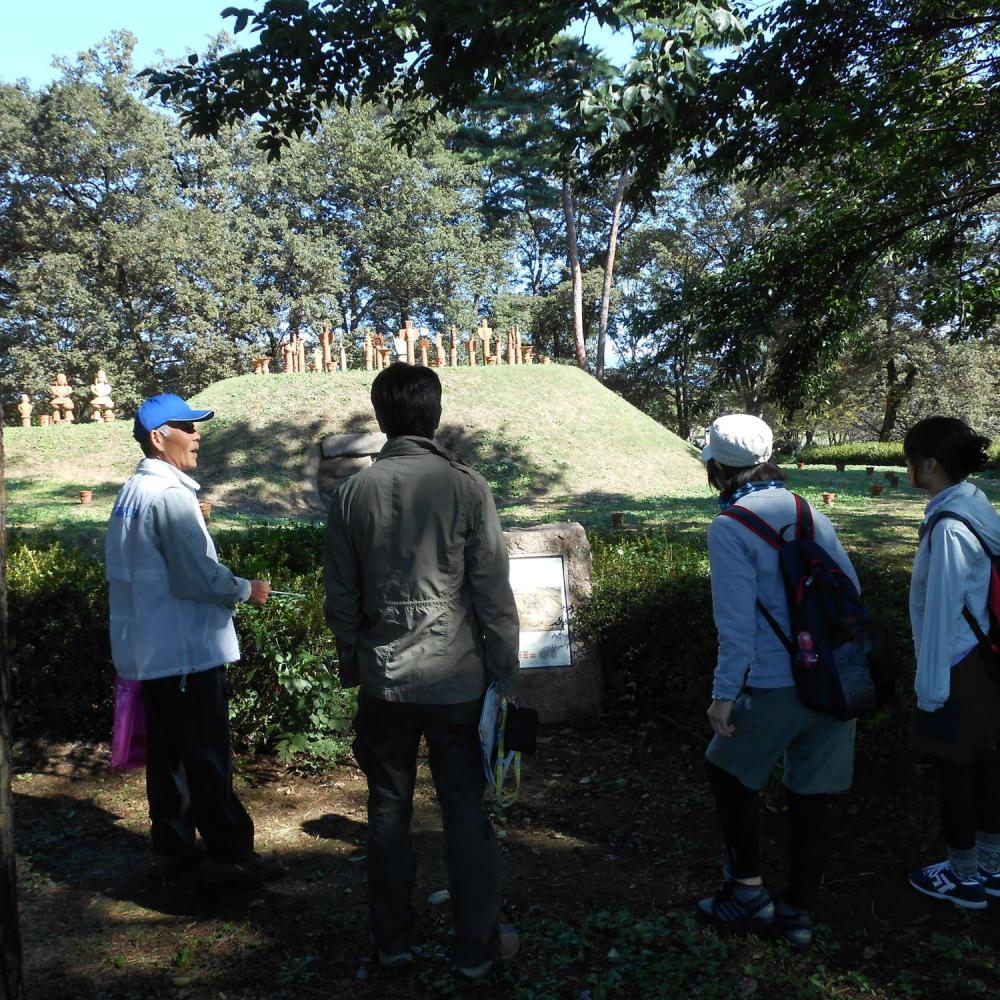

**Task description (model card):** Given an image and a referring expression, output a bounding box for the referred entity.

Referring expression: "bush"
[574,533,716,722]
[6,518,920,769]
[7,531,114,737]
[798,442,908,466]
[576,528,915,764]
[800,439,1000,470]
[6,524,355,764]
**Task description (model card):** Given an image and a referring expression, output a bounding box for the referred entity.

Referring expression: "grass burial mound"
[5,365,709,528]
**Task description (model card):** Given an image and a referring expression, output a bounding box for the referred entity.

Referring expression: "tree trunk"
[596,163,632,382]
[561,177,587,371]
[878,357,918,441]
[0,417,25,1000]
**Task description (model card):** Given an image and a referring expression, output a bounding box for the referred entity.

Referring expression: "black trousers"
[141,666,254,863]
[935,753,1000,850]
[706,759,831,911]
[353,693,499,966]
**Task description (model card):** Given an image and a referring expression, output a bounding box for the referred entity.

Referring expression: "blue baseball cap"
[133,393,214,442]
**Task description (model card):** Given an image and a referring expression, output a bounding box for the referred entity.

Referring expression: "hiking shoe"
[773,900,813,950]
[148,848,200,883]
[200,851,285,886]
[977,865,1000,898]
[909,860,987,910]
[697,867,775,929]
[453,923,519,980]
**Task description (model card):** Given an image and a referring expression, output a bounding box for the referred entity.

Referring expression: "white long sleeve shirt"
[909,481,1000,711]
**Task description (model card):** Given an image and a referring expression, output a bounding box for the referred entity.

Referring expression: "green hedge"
[798,442,907,466]
[7,521,918,766]
[6,524,354,764]
[799,439,1000,469]
[577,530,911,725]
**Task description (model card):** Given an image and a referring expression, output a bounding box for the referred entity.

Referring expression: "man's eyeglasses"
[166,420,198,434]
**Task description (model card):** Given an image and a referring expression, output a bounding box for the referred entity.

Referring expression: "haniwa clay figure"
[88,369,115,422]
[49,372,75,423]
[17,394,33,427]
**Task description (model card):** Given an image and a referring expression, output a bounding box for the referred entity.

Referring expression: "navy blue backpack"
[721,493,893,720]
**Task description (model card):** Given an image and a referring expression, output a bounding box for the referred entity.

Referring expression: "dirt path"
[13,719,1000,999]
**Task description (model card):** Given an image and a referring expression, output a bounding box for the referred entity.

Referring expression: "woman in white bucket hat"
[696,414,860,949]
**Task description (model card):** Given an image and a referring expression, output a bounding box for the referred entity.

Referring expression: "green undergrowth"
[414,908,981,999]
[7,479,934,768]
[800,440,1000,469]
[6,523,354,765]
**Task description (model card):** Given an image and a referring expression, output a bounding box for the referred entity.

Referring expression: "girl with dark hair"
[904,416,1000,910]
[696,414,860,949]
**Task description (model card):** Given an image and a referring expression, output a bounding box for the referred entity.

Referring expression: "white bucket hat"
[701,414,773,468]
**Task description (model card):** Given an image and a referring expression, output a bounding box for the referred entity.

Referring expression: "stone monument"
[49,372,75,423]
[87,369,115,421]
[314,432,388,507]
[17,394,33,427]
[504,522,601,723]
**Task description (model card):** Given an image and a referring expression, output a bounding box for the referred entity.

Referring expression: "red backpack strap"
[792,493,815,541]
[719,505,784,549]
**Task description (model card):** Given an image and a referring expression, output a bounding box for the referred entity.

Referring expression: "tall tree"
[681,0,1000,405]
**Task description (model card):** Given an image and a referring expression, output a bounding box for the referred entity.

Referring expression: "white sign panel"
[509,554,572,669]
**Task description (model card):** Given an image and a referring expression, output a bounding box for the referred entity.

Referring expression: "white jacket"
[910,481,1000,711]
[105,459,246,680]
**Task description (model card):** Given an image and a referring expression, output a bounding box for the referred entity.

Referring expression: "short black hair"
[903,416,990,482]
[706,458,786,499]
[371,363,442,439]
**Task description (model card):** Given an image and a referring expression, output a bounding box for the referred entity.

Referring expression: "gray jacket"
[323,435,521,704]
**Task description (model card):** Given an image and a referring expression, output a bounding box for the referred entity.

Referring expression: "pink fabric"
[110,677,147,769]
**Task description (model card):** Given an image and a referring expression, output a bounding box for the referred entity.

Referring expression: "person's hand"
[707,698,736,738]
[248,580,272,606]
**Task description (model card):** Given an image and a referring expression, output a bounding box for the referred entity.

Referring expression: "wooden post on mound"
[0,415,25,1000]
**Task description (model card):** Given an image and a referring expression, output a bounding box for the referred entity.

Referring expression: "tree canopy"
[143,1,745,170]
[681,0,1000,405]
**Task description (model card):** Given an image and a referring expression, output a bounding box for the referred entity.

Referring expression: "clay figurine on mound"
[17,394,33,427]
[88,369,115,422]
[49,372,75,423]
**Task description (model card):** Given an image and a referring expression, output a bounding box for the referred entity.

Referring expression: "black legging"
[706,759,832,911]
[936,752,1000,850]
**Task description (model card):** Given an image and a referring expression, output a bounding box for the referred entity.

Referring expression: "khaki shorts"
[911,648,1000,763]
[706,685,856,794]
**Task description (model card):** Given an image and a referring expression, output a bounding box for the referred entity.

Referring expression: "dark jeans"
[706,760,832,911]
[141,666,254,863]
[353,693,499,966]
[935,753,1000,850]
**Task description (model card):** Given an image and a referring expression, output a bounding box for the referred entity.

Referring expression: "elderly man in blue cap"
[106,393,282,885]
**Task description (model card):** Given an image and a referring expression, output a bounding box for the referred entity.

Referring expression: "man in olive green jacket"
[323,362,520,979]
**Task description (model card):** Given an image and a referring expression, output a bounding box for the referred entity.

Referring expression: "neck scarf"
[719,480,787,511]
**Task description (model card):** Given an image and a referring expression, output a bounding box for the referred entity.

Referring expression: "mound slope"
[6,366,708,524]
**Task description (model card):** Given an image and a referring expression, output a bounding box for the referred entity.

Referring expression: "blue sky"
[0,0,235,85]
[0,1,637,88]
